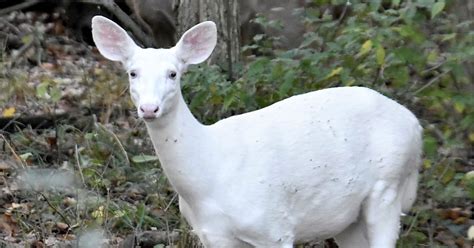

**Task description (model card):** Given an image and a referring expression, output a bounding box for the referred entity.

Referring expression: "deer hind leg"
[334,219,369,248]
[363,180,402,248]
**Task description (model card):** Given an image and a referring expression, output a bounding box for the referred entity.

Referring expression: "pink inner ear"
[184,25,214,46]
[94,20,133,60]
[177,23,215,64]
[184,31,200,46]
[98,23,126,44]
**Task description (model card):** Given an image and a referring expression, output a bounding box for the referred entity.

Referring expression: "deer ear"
[91,16,138,62]
[174,21,217,65]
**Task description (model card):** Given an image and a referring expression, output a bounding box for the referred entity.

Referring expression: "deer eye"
[168,71,177,80]
[129,70,138,79]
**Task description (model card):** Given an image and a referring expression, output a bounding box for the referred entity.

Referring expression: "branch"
[38,191,71,227]
[0,0,40,17]
[337,1,351,25]
[414,70,450,95]
[76,0,155,47]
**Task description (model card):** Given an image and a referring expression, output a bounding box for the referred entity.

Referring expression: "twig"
[96,122,130,167]
[402,210,419,237]
[10,36,34,66]
[427,199,435,247]
[0,134,25,169]
[75,0,155,47]
[337,1,352,25]
[421,61,446,74]
[165,218,172,245]
[164,193,178,212]
[105,187,110,227]
[0,19,21,35]
[74,144,86,187]
[38,191,71,227]
[414,70,450,95]
[0,0,40,17]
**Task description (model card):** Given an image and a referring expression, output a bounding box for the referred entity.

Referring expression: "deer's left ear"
[173,21,217,65]
[91,16,139,62]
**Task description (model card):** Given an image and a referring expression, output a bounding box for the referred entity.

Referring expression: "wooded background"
[0,0,472,247]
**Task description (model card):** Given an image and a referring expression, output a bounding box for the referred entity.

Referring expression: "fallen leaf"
[0,213,18,237]
[469,133,474,143]
[59,234,76,241]
[56,222,69,232]
[63,197,77,206]
[0,162,12,171]
[453,216,467,224]
[40,62,56,71]
[31,240,45,248]
[2,107,16,118]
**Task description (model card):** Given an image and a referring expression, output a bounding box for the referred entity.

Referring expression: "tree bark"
[450,1,474,82]
[176,0,240,80]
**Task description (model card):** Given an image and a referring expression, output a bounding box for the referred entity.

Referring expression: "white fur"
[92,16,422,248]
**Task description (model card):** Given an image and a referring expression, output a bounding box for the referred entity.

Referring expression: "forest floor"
[0,8,473,248]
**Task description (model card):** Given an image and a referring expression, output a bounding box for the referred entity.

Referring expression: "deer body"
[92,16,422,248]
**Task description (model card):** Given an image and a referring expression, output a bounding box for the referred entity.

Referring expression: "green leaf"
[401,4,417,23]
[36,82,49,98]
[131,155,159,164]
[50,86,62,102]
[431,1,445,19]
[370,0,382,11]
[417,0,435,8]
[278,70,295,97]
[441,33,456,42]
[465,171,474,181]
[440,167,455,184]
[423,135,438,159]
[21,34,33,45]
[300,33,322,48]
[19,152,33,161]
[136,203,146,228]
[223,93,236,111]
[358,40,373,57]
[409,231,428,242]
[376,45,386,66]
[84,133,96,140]
[326,67,343,79]
[427,50,439,64]
[394,25,425,44]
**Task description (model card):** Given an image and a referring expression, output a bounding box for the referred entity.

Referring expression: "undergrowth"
[0,0,473,247]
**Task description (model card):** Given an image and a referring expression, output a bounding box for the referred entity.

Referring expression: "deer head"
[91,16,217,121]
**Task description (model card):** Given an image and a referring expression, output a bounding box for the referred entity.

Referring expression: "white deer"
[91,16,422,248]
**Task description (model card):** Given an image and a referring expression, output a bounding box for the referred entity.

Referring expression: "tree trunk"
[450,1,474,82]
[176,0,240,80]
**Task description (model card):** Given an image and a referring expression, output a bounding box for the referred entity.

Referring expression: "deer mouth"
[142,115,157,121]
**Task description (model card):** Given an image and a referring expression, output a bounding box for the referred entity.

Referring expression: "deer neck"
[144,93,215,201]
